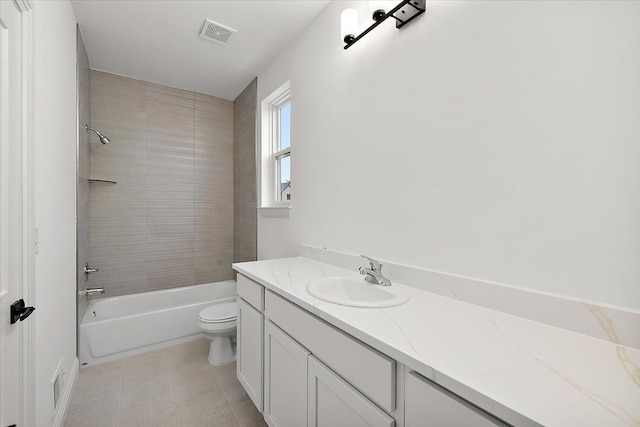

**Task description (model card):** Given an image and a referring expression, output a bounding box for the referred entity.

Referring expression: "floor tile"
[210,360,238,386]
[81,359,122,374]
[220,378,250,405]
[71,361,122,405]
[186,412,240,427]
[175,392,233,426]
[119,378,177,427]
[163,339,211,373]
[67,339,267,427]
[120,349,168,388]
[232,399,266,427]
[65,394,119,427]
[168,365,221,401]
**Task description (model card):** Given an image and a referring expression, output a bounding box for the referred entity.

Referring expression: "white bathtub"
[79,280,236,366]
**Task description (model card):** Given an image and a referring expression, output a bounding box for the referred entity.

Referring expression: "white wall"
[257,1,640,310]
[33,0,78,424]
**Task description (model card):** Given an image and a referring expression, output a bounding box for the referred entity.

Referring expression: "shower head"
[85,124,111,145]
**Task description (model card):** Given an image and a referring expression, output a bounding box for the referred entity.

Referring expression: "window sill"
[259,206,291,218]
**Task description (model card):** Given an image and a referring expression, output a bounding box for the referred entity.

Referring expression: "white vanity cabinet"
[264,289,396,413]
[237,276,265,412]
[405,371,507,427]
[235,273,508,427]
[264,289,396,427]
[264,320,310,427]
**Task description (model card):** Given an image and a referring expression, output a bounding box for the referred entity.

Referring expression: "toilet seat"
[199,301,237,323]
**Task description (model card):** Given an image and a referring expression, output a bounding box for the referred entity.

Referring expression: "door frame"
[15,0,35,425]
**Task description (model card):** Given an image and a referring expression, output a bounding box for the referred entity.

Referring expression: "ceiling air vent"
[199,19,236,46]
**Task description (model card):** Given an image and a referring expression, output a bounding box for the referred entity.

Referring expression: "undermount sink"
[306,276,410,308]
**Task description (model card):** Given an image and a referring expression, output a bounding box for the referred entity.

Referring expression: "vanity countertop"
[233,256,640,427]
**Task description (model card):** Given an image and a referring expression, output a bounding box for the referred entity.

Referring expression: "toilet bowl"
[198,301,237,366]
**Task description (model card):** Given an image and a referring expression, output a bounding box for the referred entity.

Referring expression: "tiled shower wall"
[77,27,90,323]
[233,79,257,263]
[89,71,235,296]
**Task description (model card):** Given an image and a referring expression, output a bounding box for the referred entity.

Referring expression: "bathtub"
[79,280,236,366]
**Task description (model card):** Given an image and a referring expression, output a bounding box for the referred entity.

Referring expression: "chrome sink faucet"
[359,255,392,286]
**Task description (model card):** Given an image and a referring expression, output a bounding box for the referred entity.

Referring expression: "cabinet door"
[405,371,506,427]
[264,321,310,427]
[308,356,394,427]
[237,298,264,411]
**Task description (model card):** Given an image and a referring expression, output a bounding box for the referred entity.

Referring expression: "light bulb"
[369,1,396,21]
[341,9,358,44]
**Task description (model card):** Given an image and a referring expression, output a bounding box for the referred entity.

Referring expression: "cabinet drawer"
[238,274,264,311]
[265,290,396,413]
[405,371,507,427]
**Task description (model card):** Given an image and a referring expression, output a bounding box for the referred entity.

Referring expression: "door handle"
[10,299,35,324]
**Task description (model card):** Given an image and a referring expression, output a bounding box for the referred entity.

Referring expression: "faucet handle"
[360,255,382,272]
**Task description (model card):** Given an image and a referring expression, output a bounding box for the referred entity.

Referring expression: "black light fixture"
[341,0,426,50]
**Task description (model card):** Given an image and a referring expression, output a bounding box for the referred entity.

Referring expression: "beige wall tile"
[89,72,239,296]
[91,70,146,110]
[146,252,195,290]
[195,93,233,143]
[77,29,92,330]
[89,71,148,296]
[233,78,257,264]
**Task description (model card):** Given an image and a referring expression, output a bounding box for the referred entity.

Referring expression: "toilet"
[198,301,237,366]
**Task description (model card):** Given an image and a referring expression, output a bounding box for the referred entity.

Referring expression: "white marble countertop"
[233,256,640,427]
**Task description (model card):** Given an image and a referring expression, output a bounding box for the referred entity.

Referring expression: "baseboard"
[53,357,79,427]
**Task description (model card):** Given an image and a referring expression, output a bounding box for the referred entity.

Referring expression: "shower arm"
[85,124,111,145]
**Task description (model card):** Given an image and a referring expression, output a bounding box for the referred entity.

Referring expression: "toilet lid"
[199,301,237,323]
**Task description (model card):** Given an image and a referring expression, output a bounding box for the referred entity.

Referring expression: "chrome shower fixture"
[85,124,111,145]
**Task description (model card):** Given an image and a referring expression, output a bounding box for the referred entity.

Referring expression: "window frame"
[272,98,291,204]
[260,81,292,215]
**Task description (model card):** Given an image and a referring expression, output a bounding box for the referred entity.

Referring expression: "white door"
[0,1,29,426]
[237,297,264,412]
[308,356,394,427]
[264,320,309,427]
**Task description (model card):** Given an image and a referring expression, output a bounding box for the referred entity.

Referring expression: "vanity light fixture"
[341,8,359,45]
[342,0,426,50]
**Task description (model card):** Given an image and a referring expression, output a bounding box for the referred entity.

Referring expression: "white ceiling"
[71,0,330,100]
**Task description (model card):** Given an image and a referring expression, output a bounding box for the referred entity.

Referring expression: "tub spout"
[86,288,105,297]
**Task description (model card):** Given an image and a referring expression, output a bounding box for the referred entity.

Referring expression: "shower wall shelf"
[88,179,117,184]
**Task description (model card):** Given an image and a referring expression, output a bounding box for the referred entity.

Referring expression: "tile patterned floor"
[65,339,267,427]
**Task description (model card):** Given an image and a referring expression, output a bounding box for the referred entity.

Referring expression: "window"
[275,102,291,202]
[260,81,292,215]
